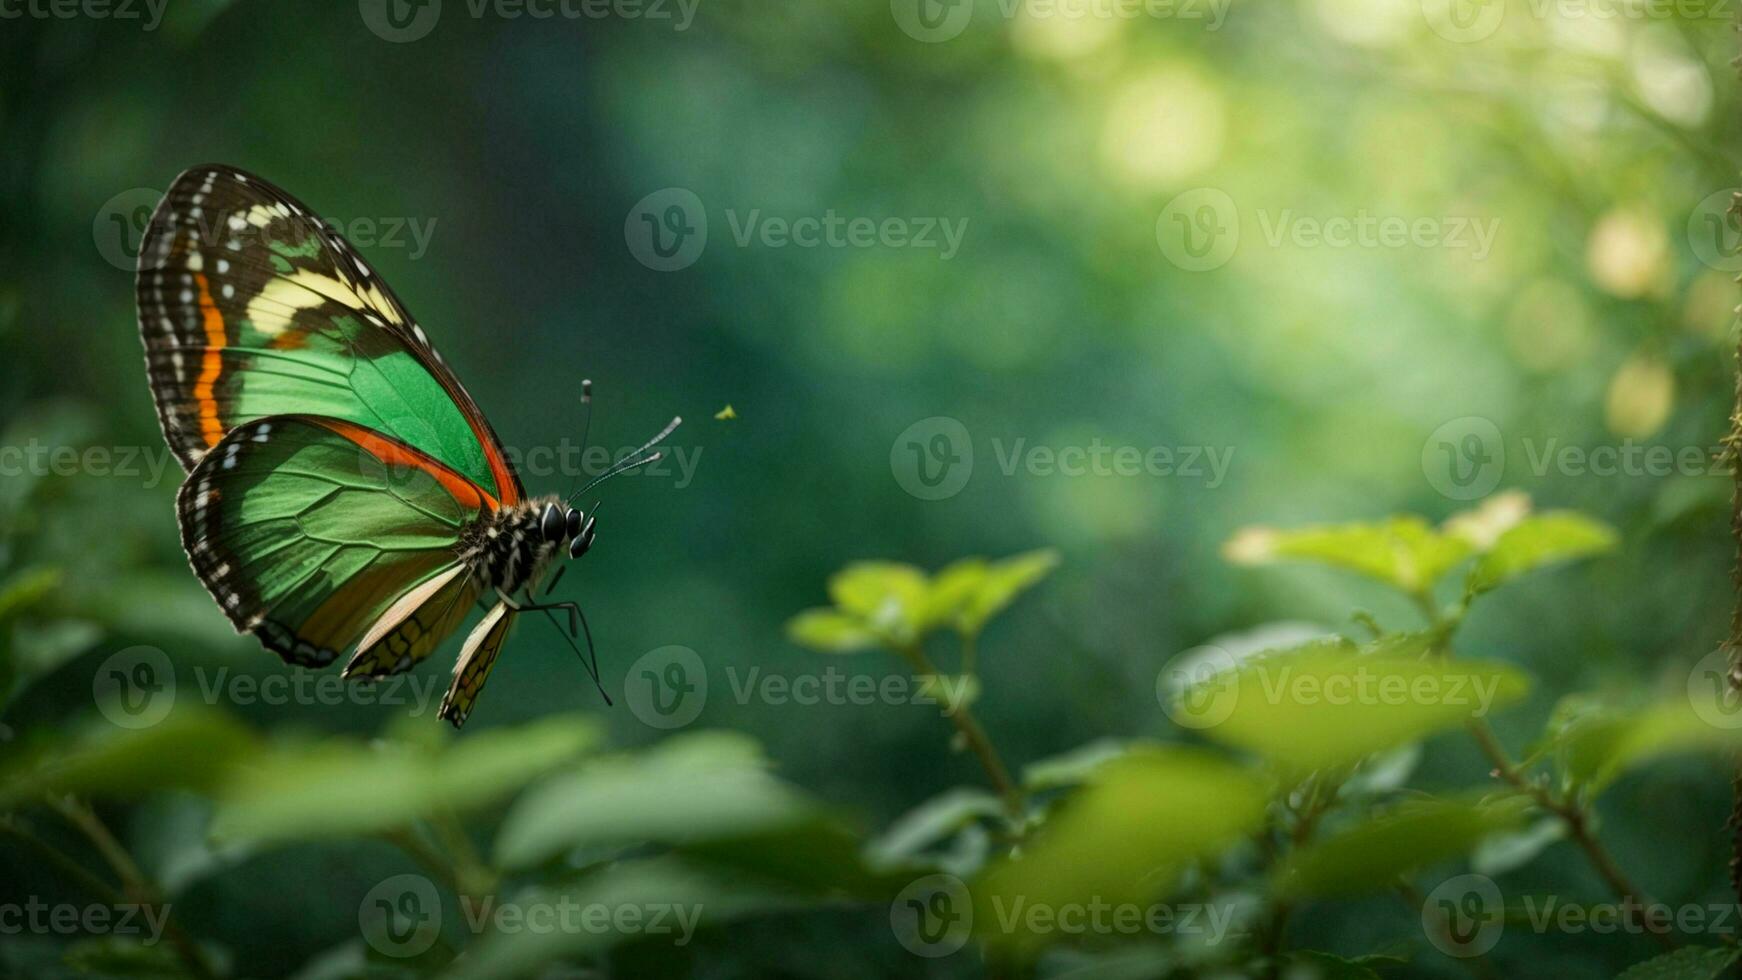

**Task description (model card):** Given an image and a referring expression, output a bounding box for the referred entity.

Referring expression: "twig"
[1466,721,1674,950]
[47,797,219,980]
[897,642,1025,824]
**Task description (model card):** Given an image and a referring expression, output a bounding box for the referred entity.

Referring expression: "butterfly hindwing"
[438,601,517,728]
[137,164,522,504]
[343,565,479,680]
[179,414,489,668]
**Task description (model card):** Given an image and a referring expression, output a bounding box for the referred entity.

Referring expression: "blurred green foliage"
[5,0,1742,977]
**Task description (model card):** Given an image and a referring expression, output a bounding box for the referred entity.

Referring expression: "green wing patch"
[178,414,485,668]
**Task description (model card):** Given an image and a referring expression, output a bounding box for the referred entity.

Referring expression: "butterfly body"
[136,164,640,727]
[459,496,578,598]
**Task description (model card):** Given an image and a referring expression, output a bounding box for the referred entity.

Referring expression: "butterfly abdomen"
[458,497,562,597]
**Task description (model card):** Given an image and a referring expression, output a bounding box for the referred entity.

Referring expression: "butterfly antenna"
[568,415,683,503]
[576,379,594,463]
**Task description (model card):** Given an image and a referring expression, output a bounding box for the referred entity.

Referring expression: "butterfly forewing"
[136,164,522,504]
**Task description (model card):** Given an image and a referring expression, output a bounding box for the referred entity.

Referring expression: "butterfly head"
[540,501,597,560]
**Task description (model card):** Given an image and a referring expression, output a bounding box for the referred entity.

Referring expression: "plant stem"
[897,642,1025,823]
[1417,580,1672,950]
[382,826,462,894]
[47,797,219,979]
[1465,720,1674,950]
[0,817,131,907]
[1725,282,1742,908]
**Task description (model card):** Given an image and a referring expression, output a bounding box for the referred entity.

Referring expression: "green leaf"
[493,731,818,871]
[60,937,187,978]
[210,714,597,845]
[827,562,930,644]
[446,857,809,980]
[0,707,260,806]
[785,608,882,653]
[0,567,61,624]
[1555,697,1742,796]
[866,787,1006,870]
[973,746,1269,952]
[1022,738,1149,791]
[954,549,1059,635]
[1471,817,1566,876]
[922,558,989,629]
[1466,512,1617,594]
[1616,947,1742,980]
[1286,950,1407,979]
[1273,795,1530,898]
[1224,517,1471,594]
[1167,649,1530,773]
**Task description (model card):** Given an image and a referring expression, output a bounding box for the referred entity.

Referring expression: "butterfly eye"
[566,507,582,540]
[540,503,564,543]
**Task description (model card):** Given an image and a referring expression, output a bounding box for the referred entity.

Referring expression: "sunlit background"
[3,0,1742,976]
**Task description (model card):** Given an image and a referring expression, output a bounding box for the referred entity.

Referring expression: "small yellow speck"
[714,404,737,420]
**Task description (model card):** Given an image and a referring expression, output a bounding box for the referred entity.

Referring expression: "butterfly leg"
[494,589,612,707]
[494,589,581,637]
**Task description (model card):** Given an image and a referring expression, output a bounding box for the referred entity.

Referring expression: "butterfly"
[136,164,678,727]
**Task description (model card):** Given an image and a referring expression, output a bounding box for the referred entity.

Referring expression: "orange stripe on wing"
[192,273,228,449]
[308,416,501,512]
